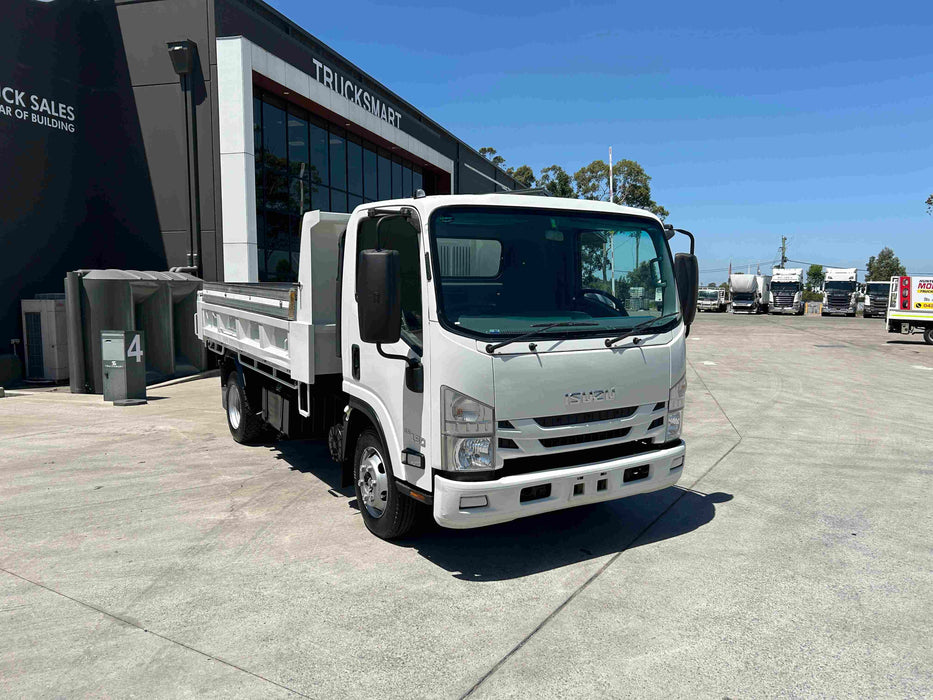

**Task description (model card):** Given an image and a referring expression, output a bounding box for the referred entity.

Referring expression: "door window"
[358,216,423,353]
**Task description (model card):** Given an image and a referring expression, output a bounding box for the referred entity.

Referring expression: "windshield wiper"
[485,321,598,354]
[604,313,680,348]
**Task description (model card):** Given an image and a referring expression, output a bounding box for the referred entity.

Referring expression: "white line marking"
[702,361,717,366]
[911,365,933,371]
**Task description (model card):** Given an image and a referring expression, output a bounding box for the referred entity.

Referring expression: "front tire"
[353,429,416,540]
[924,328,933,345]
[226,371,263,444]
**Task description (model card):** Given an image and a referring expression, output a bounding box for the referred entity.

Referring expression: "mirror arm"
[674,228,695,255]
[376,343,420,368]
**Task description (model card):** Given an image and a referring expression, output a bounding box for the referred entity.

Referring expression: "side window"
[358,216,423,352]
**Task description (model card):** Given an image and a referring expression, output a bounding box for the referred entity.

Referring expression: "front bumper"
[433,441,686,529]
[823,307,851,315]
[770,306,798,314]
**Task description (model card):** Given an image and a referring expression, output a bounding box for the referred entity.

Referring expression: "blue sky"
[269,0,933,283]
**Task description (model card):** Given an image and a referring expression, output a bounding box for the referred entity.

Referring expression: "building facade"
[1,0,523,364]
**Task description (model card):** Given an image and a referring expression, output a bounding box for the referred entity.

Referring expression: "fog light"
[671,456,684,470]
[459,495,488,509]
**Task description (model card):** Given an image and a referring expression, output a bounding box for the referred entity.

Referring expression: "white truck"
[196,194,698,539]
[886,275,933,344]
[863,280,891,319]
[769,267,805,315]
[821,267,858,316]
[698,286,729,312]
[730,273,770,314]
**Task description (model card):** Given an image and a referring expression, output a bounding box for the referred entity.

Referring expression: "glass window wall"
[253,89,443,281]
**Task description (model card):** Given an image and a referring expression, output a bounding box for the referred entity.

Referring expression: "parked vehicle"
[821,268,858,316]
[196,195,699,539]
[769,267,805,315]
[863,280,891,318]
[730,273,770,313]
[698,287,729,312]
[886,275,933,344]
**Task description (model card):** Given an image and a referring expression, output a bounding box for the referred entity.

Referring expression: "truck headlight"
[666,374,686,441]
[442,386,496,471]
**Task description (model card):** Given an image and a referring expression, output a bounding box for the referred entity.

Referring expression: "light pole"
[167,40,201,276]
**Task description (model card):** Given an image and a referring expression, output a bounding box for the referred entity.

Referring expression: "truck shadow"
[271,440,731,582]
[403,487,732,581]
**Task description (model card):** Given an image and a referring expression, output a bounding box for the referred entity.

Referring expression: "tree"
[806,264,824,292]
[866,247,906,280]
[506,164,536,188]
[571,158,669,219]
[718,281,730,292]
[478,146,505,168]
[538,165,575,198]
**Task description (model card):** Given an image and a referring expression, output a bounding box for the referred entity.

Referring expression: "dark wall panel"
[1,0,167,347]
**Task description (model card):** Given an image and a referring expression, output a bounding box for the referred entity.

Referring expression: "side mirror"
[674,253,699,327]
[357,249,402,344]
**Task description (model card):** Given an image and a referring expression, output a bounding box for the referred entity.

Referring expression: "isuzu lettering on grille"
[564,388,616,406]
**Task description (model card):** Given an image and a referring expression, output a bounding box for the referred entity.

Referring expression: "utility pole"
[780,236,787,269]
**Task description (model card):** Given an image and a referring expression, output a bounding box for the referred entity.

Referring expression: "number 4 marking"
[127,334,143,363]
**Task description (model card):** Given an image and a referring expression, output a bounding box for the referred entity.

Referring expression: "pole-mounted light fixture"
[166,40,195,76]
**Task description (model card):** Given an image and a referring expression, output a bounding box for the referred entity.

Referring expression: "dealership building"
[1,0,524,377]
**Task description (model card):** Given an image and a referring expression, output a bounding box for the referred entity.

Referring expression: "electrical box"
[101,330,147,404]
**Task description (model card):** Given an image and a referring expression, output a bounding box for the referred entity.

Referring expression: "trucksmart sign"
[0,83,77,133]
[914,279,933,310]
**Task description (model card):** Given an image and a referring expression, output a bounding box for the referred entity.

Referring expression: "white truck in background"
[863,280,891,319]
[730,273,770,314]
[769,267,805,315]
[886,275,933,344]
[821,267,858,316]
[697,286,729,312]
[196,194,699,539]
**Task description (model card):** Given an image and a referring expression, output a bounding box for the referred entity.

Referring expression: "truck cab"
[863,280,891,318]
[198,194,698,539]
[698,287,728,312]
[769,267,805,315]
[821,268,858,316]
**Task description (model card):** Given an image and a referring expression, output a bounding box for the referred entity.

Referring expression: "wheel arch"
[341,398,392,488]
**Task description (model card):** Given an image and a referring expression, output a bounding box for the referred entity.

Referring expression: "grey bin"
[65,270,206,394]
[101,330,147,404]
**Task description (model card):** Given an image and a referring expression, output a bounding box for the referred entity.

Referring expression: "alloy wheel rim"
[228,383,241,430]
[358,446,388,518]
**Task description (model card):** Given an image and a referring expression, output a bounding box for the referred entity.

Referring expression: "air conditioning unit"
[21,294,69,382]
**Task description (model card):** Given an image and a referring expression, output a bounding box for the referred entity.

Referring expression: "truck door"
[346,211,430,491]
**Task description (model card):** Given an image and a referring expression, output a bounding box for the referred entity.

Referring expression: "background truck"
[863,280,891,318]
[821,267,858,316]
[769,267,805,315]
[886,275,933,344]
[697,286,729,312]
[196,196,699,539]
[730,273,770,313]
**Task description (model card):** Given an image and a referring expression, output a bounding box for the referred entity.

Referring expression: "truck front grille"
[539,426,631,448]
[534,406,637,427]
[501,439,675,477]
[773,292,795,307]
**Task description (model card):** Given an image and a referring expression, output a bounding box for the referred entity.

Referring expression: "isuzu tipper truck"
[769,267,805,315]
[887,275,933,344]
[196,194,699,539]
[863,280,891,319]
[730,273,770,313]
[821,268,858,316]
[698,286,729,312]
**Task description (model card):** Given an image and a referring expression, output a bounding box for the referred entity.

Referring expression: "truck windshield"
[771,282,800,292]
[698,289,719,300]
[866,283,889,295]
[430,206,678,339]
[825,281,855,291]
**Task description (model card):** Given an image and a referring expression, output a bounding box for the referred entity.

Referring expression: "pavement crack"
[0,566,311,698]
[460,436,742,699]
[687,357,742,440]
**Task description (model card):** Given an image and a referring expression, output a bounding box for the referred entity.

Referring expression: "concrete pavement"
[1,314,930,698]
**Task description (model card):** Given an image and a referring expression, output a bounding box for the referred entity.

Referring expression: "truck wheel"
[353,429,416,540]
[226,371,263,444]
[924,328,933,345]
